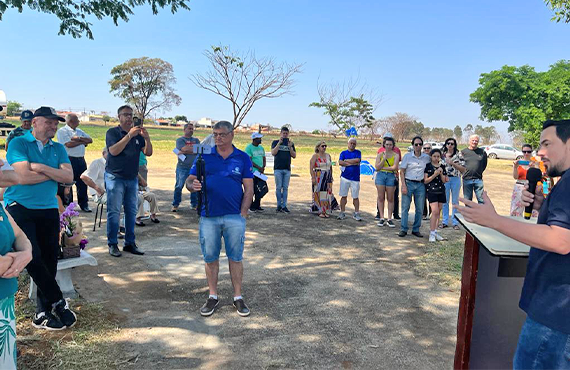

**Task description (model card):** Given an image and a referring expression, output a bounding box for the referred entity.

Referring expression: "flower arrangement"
[60,203,88,257]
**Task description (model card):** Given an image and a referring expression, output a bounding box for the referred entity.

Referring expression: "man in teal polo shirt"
[5,106,78,330]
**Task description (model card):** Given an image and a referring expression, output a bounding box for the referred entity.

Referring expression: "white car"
[484,144,524,160]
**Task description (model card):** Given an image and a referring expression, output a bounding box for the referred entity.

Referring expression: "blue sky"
[1,0,569,134]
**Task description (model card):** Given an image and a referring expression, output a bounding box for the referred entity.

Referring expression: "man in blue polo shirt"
[186,120,254,318]
[105,105,153,257]
[5,106,77,330]
[457,119,570,369]
[337,137,362,221]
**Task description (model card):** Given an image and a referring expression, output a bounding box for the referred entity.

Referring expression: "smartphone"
[282,138,289,146]
[133,117,142,127]
[518,160,530,165]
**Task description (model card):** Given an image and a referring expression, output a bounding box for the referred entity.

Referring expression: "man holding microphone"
[186,121,254,317]
[456,119,570,369]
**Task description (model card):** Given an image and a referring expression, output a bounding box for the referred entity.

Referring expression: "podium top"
[455,214,533,257]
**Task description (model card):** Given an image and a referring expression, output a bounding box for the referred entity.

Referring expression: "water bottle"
[543,178,551,196]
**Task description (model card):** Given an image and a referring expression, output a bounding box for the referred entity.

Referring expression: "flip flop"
[453,225,460,230]
[319,213,327,218]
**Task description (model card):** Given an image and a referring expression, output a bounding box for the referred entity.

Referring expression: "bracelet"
[127,134,131,140]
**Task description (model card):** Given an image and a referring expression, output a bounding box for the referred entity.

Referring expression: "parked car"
[407,141,444,152]
[484,144,524,160]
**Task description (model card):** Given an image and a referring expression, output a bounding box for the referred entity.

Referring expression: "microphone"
[524,167,543,219]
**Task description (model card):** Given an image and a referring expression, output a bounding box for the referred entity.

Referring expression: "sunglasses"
[522,150,532,154]
[321,145,327,148]
[414,143,423,147]
[423,147,431,150]
[446,142,454,146]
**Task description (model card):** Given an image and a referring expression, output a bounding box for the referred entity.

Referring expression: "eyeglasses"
[213,132,231,138]
[446,142,454,146]
[423,147,431,150]
[414,143,423,147]
[522,150,532,153]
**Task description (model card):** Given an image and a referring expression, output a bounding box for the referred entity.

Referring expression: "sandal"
[439,224,448,229]
[453,225,460,230]
[150,217,160,224]
[135,220,145,227]
[319,213,327,218]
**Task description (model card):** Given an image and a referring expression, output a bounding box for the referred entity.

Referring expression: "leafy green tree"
[102,115,111,126]
[191,45,302,129]
[453,125,463,140]
[174,115,188,122]
[474,125,499,144]
[470,61,570,146]
[0,0,190,39]
[109,57,181,120]
[545,0,570,22]
[6,101,22,116]
[409,121,425,137]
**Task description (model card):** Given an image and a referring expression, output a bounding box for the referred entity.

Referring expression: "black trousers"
[69,156,89,209]
[7,204,63,313]
[251,177,262,210]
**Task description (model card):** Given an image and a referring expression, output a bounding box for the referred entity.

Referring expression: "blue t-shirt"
[5,132,70,209]
[189,146,253,217]
[339,149,361,182]
[519,169,570,334]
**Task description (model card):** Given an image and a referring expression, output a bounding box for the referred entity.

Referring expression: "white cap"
[251,132,264,139]
[383,132,393,139]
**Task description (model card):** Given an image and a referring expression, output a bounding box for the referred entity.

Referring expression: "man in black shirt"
[461,134,487,204]
[105,105,153,257]
[457,120,570,369]
[270,126,296,213]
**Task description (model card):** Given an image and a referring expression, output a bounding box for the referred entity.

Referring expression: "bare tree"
[190,45,303,128]
[379,112,418,142]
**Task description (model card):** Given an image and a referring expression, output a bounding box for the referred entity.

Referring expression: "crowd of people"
[0,104,558,369]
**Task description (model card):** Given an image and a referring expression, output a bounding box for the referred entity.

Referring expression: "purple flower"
[79,239,89,250]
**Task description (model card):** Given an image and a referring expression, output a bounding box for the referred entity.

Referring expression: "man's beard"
[547,163,566,177]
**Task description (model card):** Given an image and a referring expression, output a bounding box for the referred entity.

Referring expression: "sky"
[1,0,570,134]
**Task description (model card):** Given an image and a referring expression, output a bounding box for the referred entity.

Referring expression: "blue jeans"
[442,176,461,226]
[514,317,570,369]
[274,169,291,208]
[105,172,138,245]
[199,214,246,263]
[400,180,426,233]
[463,178,484,204]
[172,167,197,208]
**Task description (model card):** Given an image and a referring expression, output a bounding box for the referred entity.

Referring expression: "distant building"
[156,119,170,126]
[196,117,214,128]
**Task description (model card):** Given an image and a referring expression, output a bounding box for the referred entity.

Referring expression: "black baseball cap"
[33,106,65,122]
[20,110,33,121]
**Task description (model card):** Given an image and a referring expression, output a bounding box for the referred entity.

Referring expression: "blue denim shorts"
[199,214,246,263]
[375,171,397,187]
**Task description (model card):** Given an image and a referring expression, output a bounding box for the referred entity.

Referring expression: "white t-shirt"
[82,157,105,196]
[56,125,91,157]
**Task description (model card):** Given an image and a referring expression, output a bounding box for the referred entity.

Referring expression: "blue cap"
[20,110,33,121]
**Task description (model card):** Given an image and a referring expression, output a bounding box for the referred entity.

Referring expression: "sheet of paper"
[173,148,186,161]
[253,171,268,181]
[0,158,13,171]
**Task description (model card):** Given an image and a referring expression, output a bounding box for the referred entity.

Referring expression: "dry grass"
[16,274,125,370]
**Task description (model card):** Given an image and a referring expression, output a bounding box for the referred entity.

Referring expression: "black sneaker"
[276,206,282,213]
[233,299,250,317]
[256,207,265,212]
[281,207,290,213]
[398,231,407,237]
[53,299,77,328]
[393,215,401,220]
[32,311,66,331]
[412,231,424,238]
[374,213,380,221]
[386,220,396,228]
[200,298,219,317]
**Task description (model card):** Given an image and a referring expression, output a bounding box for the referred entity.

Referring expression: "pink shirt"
[378,146,402,157]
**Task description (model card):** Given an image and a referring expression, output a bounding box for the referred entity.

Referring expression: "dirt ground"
[70,162,515,369]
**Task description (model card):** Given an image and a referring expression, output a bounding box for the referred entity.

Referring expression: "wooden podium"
[454,214,534,369]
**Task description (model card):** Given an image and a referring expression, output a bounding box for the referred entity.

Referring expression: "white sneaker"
[429,233,436,242]
[353,212,362,221]
[435,232,447,241]
[337,212,346,220]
